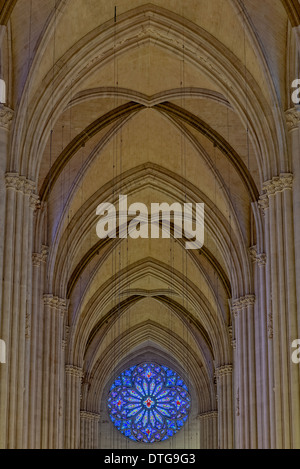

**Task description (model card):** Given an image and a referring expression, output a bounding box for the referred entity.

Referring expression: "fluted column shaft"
[215,365,233,449]
[65,365,83,449]
[250,246,271,449]
[80,411,100,449]
[27,247,48,448]
[0,173,37,449]
[0,107,13,314]
[285,110,300,346]
[0,108,14,449]
[41,295,67,449]
[260,172,300,448]
[198,411,218,449]
[232,295,257,448]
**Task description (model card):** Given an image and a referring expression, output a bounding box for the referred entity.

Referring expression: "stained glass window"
[107,362,191,443]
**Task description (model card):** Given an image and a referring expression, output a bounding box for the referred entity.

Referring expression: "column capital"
[215,364,233,378]
[80,411,100,422]
[32,253,42,267]
[262,173,293,197]
[230,295,256,315]
[32,245,49,267]
[43,294,68,314]
[197,411,218,420]
[0,105,14,131]
[65,365,83,379]
[5,173,24,191]
[285,107,300,132]
[5,173,38,199]
[249,246,266,266]
[29,193,41,211]
[41,245,49,263]
[258,193,269,213]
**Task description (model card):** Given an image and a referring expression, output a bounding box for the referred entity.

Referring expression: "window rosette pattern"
[107,363,191,443]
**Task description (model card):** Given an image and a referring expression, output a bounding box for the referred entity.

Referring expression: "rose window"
[107,363,191,443]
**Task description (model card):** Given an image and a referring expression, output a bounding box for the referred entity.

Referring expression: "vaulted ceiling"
[1,0,298,420]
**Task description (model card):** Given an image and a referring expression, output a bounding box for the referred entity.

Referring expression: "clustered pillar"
[41,295,67,449]
[198,411,218,449]
[258,171,300,449]
[215,365,233,449]
[80,411,100,449]
[0,171,39,448]
[65,365,83,449]
[231,296,257,449]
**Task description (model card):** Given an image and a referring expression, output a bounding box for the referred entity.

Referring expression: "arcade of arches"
[0,0,300,449]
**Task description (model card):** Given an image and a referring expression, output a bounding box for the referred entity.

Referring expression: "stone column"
[249,246,270,449]
[285,108,300,353]
[285,111,300,331]
[80,411,100,449]
[27,246,48,448]
[65,365,83,449]
[41,295,67,448]
[198,411,218,449]
[215,365,233,449]
[0,106,13,321]
[231,295,257,449]
[0,106,13,449]
[21,192,40,448]
[259,173,300,449]
[258,195,276,449]
[0,173,37,449]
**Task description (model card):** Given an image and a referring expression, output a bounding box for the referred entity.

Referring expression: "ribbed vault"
[1,0,298,450]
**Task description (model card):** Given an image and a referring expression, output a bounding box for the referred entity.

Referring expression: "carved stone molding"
[227,326,236,349]
[43,294,59,308]
[32,245,49,267]
[41,245,49,263]
[285,107,300,132]
[43,294,68,314]
[62,340,67,350]
[231,295,256,315]
[24,179,36,196]
[29,193,41,212]
[249,246,266,266]
[5,173,24,191]
[63,325,70,350]
[236,388,240,417]
[80,411,100,422]
[65,365,83,379]
[5,174,39,206]
[25,313,31,339]
[268,313,273,339]
[32,253,42,267]
[258,254,267,267]
[197,411,218,420]
[215,364,233,379]
[0,105,14,131]
[258,193,269,213]
[258,174,294,215]
[262,173,293,197]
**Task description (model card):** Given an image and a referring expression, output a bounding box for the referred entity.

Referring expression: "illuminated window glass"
[107,363,191,443]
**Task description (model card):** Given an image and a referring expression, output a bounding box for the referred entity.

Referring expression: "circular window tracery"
[107,363,191,443]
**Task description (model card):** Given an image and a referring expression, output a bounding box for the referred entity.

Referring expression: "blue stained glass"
[107,363,191,443]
